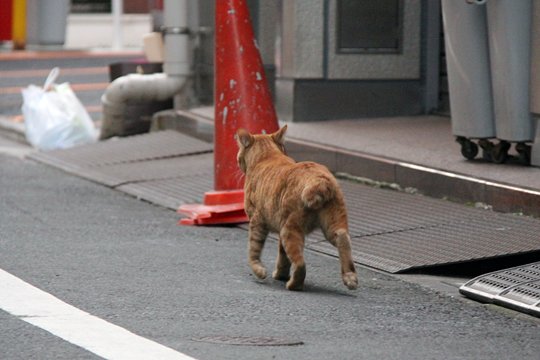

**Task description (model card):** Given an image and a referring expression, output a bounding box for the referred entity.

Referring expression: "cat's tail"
[301,176,335,210]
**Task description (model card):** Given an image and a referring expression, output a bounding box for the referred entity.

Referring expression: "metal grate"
[460,263,540,302]
[117,171,214,211]
[74,153,214,187]
[460,262,540,317]
[499,281,540,306]
[339,180,476,238]
[28,130,212,173]
[355,223,538,273]
[315,181,540,273]
[460,263,540,299]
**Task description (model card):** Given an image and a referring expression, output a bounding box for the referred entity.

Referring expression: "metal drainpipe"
[100,0,192,139]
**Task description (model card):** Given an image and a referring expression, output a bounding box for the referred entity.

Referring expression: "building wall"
[531,1,540,115]
[195,0,439,122]
[278,0,325,78]
[257,1,279,65]
[276,0,422,80]
[274,0,432,122]
[327,0,421,80]
[529,1,540,162]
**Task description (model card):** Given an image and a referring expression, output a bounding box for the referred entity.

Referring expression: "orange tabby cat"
[236,125,358,291]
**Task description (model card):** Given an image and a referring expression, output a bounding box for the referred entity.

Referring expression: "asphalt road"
[0,136,539,360]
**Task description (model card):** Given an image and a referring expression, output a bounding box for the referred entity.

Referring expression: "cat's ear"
[271,125,287,146]
[236,128,253,148]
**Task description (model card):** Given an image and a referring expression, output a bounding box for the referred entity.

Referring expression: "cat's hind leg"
[272,238,291,281]
[332,229,358,290]
[248,214,268,279]
[280,219,306,291]
[320,207,358,290]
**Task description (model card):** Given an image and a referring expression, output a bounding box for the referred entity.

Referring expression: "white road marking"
[0,268,197,360]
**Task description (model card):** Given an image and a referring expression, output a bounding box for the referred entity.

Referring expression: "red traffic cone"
[178,0,279,225]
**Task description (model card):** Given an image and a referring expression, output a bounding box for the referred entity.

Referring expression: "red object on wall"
[0,0,13,41]
[178,0,279,226]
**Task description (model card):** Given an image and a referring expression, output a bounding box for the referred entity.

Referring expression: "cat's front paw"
[343,272,358,290]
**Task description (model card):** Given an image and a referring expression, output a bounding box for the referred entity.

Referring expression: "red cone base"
[177,189,248,225]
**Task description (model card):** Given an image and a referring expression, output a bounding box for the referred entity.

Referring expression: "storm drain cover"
[460,262,540,317]
[191,336,303,347]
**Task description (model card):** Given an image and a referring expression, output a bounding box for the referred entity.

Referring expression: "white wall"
[64,14,152,50]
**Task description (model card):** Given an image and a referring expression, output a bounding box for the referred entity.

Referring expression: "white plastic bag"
[21,67,97,150]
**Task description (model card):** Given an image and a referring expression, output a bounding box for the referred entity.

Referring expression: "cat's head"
[235,125,288,173]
